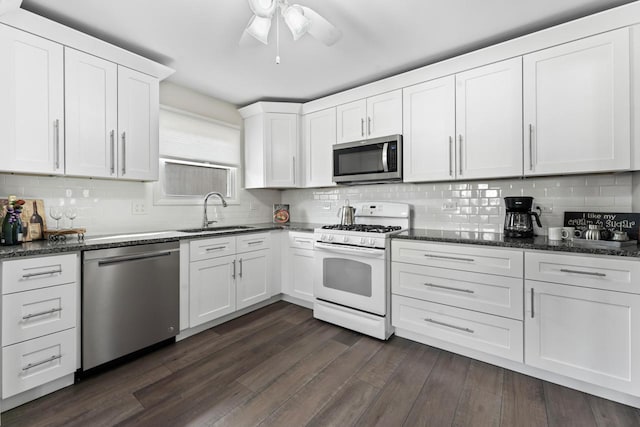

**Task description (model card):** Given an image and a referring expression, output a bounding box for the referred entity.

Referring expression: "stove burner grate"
[321,224,402,233]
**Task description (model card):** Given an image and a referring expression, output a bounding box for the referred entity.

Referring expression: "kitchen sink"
[178,226,255,234]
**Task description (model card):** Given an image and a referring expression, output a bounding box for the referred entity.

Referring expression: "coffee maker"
[504,197,542,238]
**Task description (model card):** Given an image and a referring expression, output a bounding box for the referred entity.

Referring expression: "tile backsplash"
[282,173,633,235]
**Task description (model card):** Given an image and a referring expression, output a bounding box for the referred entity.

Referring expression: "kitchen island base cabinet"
[525,280,640,396]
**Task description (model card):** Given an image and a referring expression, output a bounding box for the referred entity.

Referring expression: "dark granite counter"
[0,222,321,259]
[393,229,640,258]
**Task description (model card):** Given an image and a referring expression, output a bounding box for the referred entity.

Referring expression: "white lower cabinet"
[282,231,315,304]
[525,280,640,395]
[187,233,272,328]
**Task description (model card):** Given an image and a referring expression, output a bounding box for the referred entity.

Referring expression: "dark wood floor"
[3,301,640,427]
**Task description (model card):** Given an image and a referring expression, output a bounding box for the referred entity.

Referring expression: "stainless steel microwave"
[332,135,402,184]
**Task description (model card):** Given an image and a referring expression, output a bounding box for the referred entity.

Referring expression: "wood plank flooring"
[3,301,640,427]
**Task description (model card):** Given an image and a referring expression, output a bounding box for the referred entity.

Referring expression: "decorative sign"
[273,204,290,224]
[564,211,640,240]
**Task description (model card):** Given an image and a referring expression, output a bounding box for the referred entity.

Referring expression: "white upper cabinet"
[117,66,160,181]
[302,107,336,188]
[65,49,118,178]
[524,28,630,176]
[336,90,402,143]
[403,76,456,182]
[0,25,64,175]
[456,57,523,179]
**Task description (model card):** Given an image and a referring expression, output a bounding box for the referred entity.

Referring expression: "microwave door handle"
[382,142,389,172]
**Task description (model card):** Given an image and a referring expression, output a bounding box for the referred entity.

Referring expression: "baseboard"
[1,373,75,412]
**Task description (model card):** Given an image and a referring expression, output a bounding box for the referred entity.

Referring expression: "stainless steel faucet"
[202,192,228,228]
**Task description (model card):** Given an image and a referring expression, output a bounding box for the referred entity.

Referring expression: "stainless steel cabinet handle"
[424,318,474,334]
[97,251,173,266]
[22,269,62,279]
[239,258,243,278]
[360,118,365,137]
[367,117,372,136]
[110,130,115,175]
[458,134,463,176]
[232,259,236,279]
[559,268,606,277]
[22,354,62,371]
[22,307,62,320]
[528,124,534,171]
[121,131,127,176]
[54,119,60,170]
[247,241,263,245]
[449,136,453,177]
[424,254,475,262]
[531,288,535,318]
[424,283,475,294]
[205,246,226,252]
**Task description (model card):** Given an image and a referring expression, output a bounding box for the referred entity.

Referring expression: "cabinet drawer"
[2,328,77,399]
[2,254,78,294]
[525,252,640,294]
[392,262,523,320]
[3,283,77,346]
[236,233,271,253]
[392,240,523,278]
[288,231,315,250]
[392,295,523,362]
[190,236,236,262]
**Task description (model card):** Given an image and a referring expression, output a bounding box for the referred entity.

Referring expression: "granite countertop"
[393,229,640,258]
[0,222,322,259]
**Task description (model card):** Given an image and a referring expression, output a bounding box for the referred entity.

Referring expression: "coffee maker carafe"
[504,197,542,238]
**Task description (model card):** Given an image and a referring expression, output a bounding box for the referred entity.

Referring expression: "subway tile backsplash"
[282,173,633,234]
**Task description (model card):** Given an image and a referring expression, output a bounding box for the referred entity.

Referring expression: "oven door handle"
[382,142,389,172]
[314,242,386,258]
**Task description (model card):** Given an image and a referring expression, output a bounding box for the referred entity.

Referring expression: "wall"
[0,83,280,235]
[282,173,633,234]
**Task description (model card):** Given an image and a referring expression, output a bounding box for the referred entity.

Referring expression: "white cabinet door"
[336,99,366,143]
[455,57,523,179]
[117,66,159,181]
[236,249,271,310]
[189,255,236,327]
[288,247,315,303]
[265,113,298,187]
[366,90,402,139]
[65,48,118,178]
[0,26,64,175]
[303,108,336,188]
[524,28,630,175]
[403,77,456,182]
[525,280,640,396]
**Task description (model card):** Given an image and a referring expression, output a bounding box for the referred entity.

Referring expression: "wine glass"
[64,207,77,228]
[49,207,63,229]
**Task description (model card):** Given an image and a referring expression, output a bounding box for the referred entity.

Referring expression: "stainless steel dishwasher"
[82,241,179,370]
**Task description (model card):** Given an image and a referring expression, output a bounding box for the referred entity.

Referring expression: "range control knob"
[368,238,376,246]
[328,235,334,242]
[321,234,327,241]
[360,237,366,244]
[343,236,349,243]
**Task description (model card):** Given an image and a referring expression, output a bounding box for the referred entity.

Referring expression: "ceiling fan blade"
[0,0,22,16]
[299,6,342,46]
[247,0,277,18]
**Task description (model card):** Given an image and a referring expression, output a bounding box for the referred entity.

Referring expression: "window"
[153,106,241,205]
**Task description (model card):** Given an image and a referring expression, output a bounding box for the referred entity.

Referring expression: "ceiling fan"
[242,0,342,60]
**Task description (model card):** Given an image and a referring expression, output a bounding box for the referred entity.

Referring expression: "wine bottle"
[2,206,14,246]
[29,201,43,240]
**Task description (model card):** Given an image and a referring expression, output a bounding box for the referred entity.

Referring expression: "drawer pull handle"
[559,269,606,277]
[424,283,474,294]
[22,269,62,279]
[22,307,63,320]
[424,254,475,262]
[247,241,263,245]
[205,246,226,252]
[424,318,474,334]
[22,355,62,371]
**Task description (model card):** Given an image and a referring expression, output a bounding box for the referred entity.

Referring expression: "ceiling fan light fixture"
[282,4,310,41]
[247,0,277,18]
[245,14,272,44]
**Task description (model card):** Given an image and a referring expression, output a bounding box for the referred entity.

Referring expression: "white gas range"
[313,202,410,340]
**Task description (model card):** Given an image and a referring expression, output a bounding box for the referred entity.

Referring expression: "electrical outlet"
[131,200,147,215]
[442,202,458,212]
[249,202,257,211]
[534,203,553,214]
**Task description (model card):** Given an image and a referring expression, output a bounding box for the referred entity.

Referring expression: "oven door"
[313,242,387,316]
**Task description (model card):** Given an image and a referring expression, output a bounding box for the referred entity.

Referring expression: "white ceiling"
[20,0,637,107]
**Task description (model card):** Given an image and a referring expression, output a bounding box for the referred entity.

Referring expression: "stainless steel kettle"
[337,200,356,226]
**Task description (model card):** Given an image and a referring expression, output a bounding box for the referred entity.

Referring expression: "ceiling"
[20,0,637,107]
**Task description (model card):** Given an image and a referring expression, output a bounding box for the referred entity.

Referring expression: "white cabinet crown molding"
[238,101,302,118]
[0,9,173,80]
